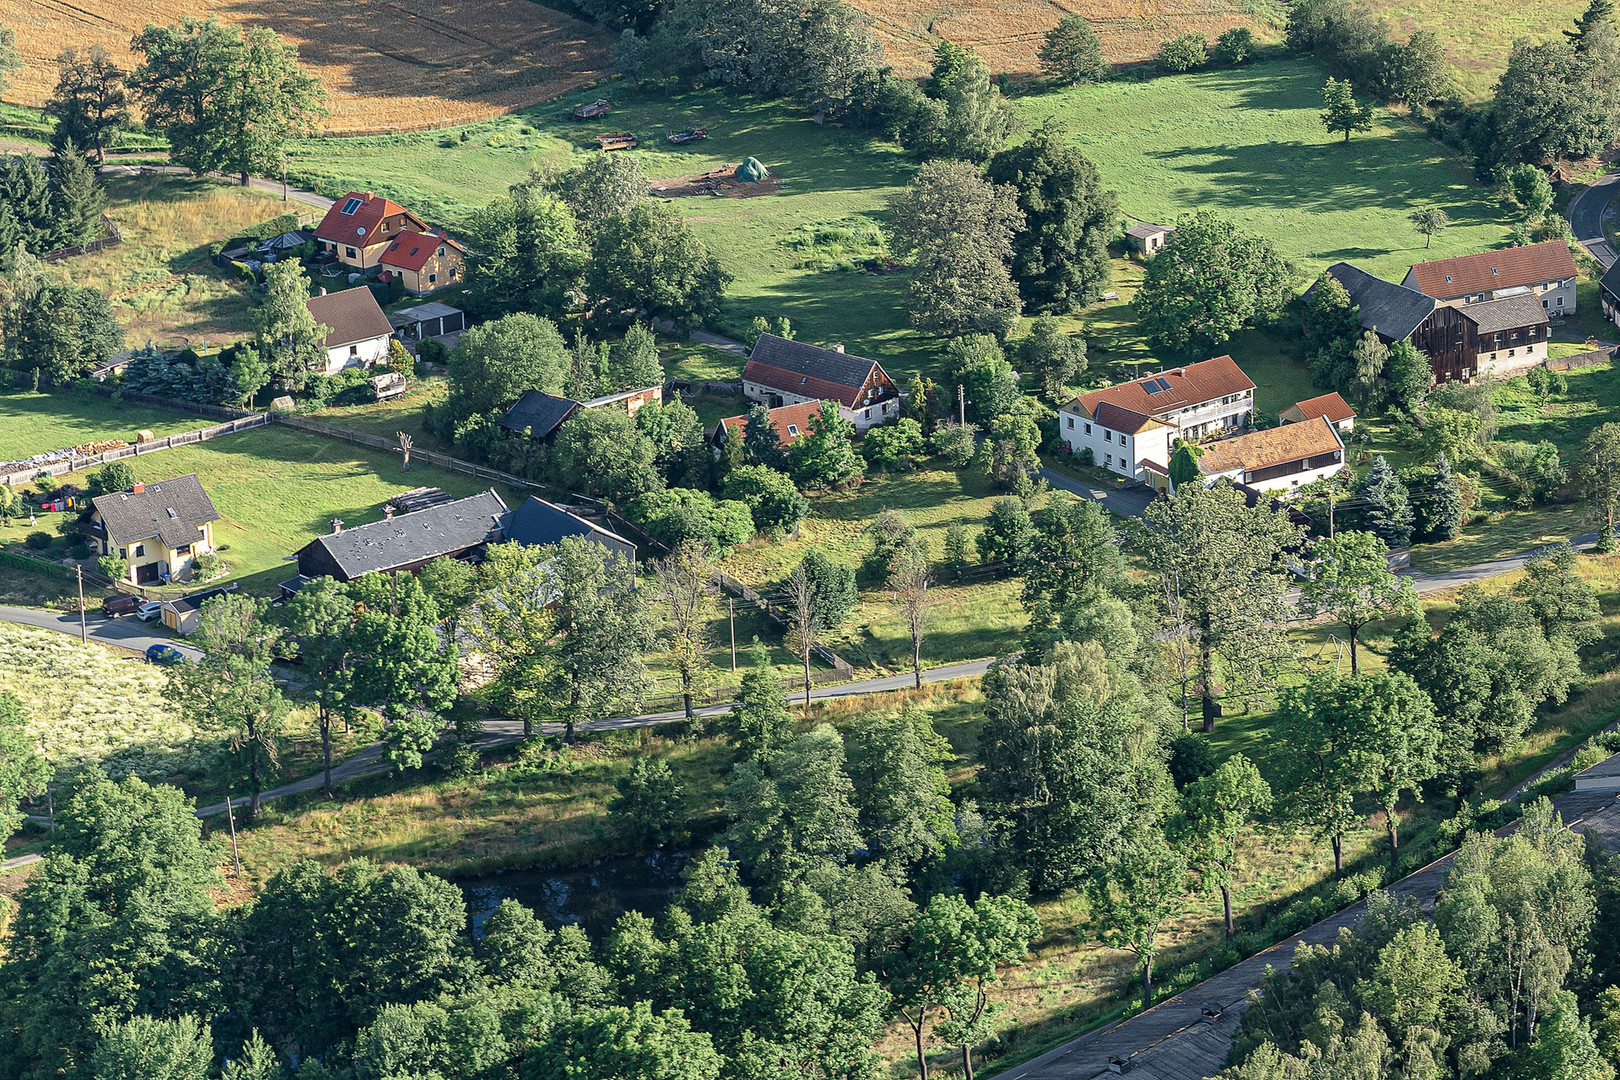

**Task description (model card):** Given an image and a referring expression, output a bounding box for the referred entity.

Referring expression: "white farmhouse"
[1057,355,1257,489]
[306,288,394,375]
[741,334,901,433]
[1195,416,1347,493]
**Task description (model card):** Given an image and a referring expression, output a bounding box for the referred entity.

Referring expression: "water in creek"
[458,849,690,940]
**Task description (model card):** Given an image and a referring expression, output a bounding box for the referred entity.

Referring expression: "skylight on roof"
[1145,377,1172,394]
[341,197,362,215]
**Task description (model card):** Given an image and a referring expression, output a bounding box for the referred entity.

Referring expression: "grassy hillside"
[1367,0,1585,100]
[1014,58,1510,284]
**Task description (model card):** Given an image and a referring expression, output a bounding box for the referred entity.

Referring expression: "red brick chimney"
[131,483,145,494]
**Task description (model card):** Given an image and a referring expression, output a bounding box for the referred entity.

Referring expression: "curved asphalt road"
[1567,169,1620,268]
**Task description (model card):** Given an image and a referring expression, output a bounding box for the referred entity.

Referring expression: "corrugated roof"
[1282,392,1357,425]
[92,474,220,548]
[1407,240,1578,299]
[300,489,508,579]
[1463,292,1550,333]
[306,288,394,349]
[501,390,581,439]
[715,400,824,446]
[1070,355,1255,419]
[394,301,463,322]
[1197,416,1342,476]
[1316,262,1437,342]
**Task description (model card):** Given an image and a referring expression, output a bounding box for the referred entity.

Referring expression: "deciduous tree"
[1580,422,1620,552]
[1180,754,1273,938]
[466,181,585,318]
[1321,76,1374,142]
[46,47,130,162]
[1135,211,1294,353]
[1039,15,1106,84]
[1014,316,1088,400]
[653,541,716,719]
[1090,829,1189,1007]
[1300,529,1418,673]
[584,201,730,327]
[887,160,1024,338]
[1410,204,1449,248]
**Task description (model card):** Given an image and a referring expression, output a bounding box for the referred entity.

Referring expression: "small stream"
[458,850,690,939]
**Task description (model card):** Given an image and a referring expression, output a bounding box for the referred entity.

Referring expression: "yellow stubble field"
[0,0,613,133]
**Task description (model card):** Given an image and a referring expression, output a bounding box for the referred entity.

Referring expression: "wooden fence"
[1,413,270,488]
[712,567,856,680]
[40,215,124,263]
[270,414,539,490]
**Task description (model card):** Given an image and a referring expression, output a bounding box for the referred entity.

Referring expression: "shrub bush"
[1159,33,1208,72]
[23,532,51,550]
[1213,26,1254,65]
[69,542,91,560]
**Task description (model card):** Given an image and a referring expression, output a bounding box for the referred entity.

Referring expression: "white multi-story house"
[1057,355,1257,488]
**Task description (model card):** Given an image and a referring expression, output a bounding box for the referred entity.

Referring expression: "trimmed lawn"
[62,174,297,346]
[0,389,205,463]
[1015,58,1509,286]
[52,425,522,595]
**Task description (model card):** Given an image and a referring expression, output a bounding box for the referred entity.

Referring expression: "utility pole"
[76,567,86,642]
[45,782,54,834]
[1328,486,1335,538]
[728,597,737,672]
[957,384,966,426]
[224,795,242,875]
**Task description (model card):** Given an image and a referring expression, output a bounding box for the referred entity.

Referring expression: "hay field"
[1366,0,1587,99]
[0,0,613,133]
[0,622,204,780]
[854,0,1272,77]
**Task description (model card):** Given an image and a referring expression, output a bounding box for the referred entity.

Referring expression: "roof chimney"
[383,505,395,519]
[330,518,343,534]
[131,483,145,494]
[830,343,845,353]
[318,287,328,297]
[364,191,374,200]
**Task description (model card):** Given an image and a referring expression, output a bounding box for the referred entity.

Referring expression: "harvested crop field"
[855,0,1272,77]
[0,0,613,133]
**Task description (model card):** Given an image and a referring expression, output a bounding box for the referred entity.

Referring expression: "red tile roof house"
[1279,392,1357,434]
[1402,240,1579,316]
[1056,356,1257,489]
[378,228,467,296]
[709,400,824,452]
[741,335,900,432]
[314,191,430,272]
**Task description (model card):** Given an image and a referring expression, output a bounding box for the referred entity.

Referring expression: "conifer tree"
[1356,455,1415,547]
[1418,451,1465,541]
[49,141,104,249]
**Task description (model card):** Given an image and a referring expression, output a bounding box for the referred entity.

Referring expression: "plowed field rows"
[0,0,613,133]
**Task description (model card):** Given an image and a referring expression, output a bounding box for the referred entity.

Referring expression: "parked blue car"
[145,644,185,666]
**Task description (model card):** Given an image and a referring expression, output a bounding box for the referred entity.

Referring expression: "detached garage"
[390,302,467,342]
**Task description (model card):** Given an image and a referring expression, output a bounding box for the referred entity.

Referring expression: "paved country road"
[0,605,203,663]
[1567,169,1620,268]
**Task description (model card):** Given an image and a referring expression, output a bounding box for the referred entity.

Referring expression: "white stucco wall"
[324,334,392,375]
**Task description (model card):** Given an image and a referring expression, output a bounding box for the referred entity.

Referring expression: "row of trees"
[0,148,104,261]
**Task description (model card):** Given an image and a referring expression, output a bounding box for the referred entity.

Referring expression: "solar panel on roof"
[341,197,362,215]
[1145,378,1171,393]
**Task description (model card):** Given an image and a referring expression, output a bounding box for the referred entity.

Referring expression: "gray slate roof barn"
[500,390,583,441]
[1316,262,1438,341]
[293,489,509,582]
[91,474,221,548]
[748,334,875,388]
[503,496,637,562]
[1464,292,1550,334]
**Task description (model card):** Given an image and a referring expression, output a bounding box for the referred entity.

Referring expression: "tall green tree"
[90,1015,213,1080]
[1581,422,1620,552]
[253,259,325,387]
[546,537,658,738]
[1136,482,1303,730]
[168,592,287,818]
[910,42,1018,162]
[46,46,130,162]
[0,251,124,383]
[986,123,1117,312]
[130,17,327,183]
[1019,494,1126,658]
[1180,754,1272,938]
[887,160,1024,338]
[0,775,222,1078]
[444,312,569,424]
[889,893,1040,1080]
[0,693,52,842]
[1090,828,1189,1007]
[846,708,957,871]
[584,201,730,327]
[1135,211,1294,352]
[346,573,459,771]
[1354,454,1415,547]
[1014,316,1088,401]
[49,141,105,249]
[280,577,356,798]
[723,723,863,893]
[1039,15,1106,84]
[0,24,18,97]
[466,180,585,318]
[723,642,794,761]
[1299,529,1418,673]
[1409,204,1449,248]
[1486,37,1615,168]
[788,402,864,490]
[524,1002,722,1080]
[653,542,715,719]
[1320,76,1375,142]
[1385,338,1432,414]
[547,152,648,235]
